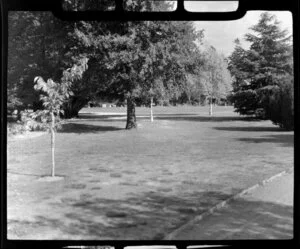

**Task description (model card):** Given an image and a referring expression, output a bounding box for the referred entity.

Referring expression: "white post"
[51,111,55,177]
[150,97,154,122]
[209,95,213,116]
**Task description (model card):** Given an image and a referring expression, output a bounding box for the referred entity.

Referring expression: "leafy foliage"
[228,12,293,129]
[8,11,76,112]
[185,45,233,109]
[200,46,232,100]
[9,1,236,128]
[258,76,294,130]
[63,0,115,11]
[33,58,88,130]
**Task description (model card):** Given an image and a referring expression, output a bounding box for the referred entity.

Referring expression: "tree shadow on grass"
[223,198,293,239]
[7,171,44,177]
[59,123,124,134]
[79,114,126,120]
[77,113,201,123]
[8,188,293,240]
[77,114,259,123]
[214,126,285,132]
[155,115,259,123]
[9,190,234,240]
[177,198,293,240]
[237,134,294,147]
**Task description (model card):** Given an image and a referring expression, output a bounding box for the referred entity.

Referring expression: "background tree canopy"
[228,12,293,130]
[8,0,234,129]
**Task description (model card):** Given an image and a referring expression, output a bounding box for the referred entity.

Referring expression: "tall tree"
[8,11,77,114]
[228,12,293,117]
[8,1,204,129]
[197,46,232,115]
[59,1,204,126]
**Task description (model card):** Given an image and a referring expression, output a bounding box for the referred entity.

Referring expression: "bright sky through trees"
[193,11,293,56]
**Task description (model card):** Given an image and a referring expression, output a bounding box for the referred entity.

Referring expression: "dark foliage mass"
[8,0,232,128]
[228,12,293,130]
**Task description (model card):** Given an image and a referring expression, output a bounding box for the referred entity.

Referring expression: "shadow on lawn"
[79,114,126,120]
[7,171,42,177]
[214,126,285,132]
[237,134,294,147]
[147,115,260,123]
[9,189,293,240]
[59,123,124,134]
[12,190,233,239]
[198,198,293,240]
[77,113,254,123]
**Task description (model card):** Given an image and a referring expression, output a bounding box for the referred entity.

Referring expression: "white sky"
[185,0,239,12]
[185,1,293,56]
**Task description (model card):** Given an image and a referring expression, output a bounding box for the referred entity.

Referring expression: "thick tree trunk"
[63,106,81,119]
[150,97,154,122]
[63,97,88,119]
[51,112,55,177]
[126,96,137,129]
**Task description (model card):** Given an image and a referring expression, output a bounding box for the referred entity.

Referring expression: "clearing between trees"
[7,106,293,240]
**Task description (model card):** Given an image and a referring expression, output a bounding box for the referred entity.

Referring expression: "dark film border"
[1,0,299,248]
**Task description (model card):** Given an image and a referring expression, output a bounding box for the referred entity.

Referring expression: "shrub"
[260,78,294,130]
[7,110,50,135]
[19,110,49,132]
[7,122,27,135]
[230,89,262,116]
[254,108,267,119]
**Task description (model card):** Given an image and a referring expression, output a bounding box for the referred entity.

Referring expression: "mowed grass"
[7,106,294,240]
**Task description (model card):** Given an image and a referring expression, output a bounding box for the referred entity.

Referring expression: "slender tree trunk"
[209,95,213,116]
[51,112,55,177]
[150,97,154,122]
[126,96,137,129]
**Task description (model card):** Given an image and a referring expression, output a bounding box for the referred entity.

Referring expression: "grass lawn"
[7,106,294,240]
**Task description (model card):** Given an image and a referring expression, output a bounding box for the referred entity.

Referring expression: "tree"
[197,46,232,115]
[7,8,116,119]
[8,2,204,129]
[63,0,115,11]
[228,39,258,115]
[8,11,77,114]
[179,74,207,105]
[228,12,293,123]
[259,75,294,130]
[84,19,203,128]
[33,58,88,177]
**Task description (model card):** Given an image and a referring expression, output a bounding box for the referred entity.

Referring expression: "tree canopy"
[228,12,293,129]
[8,0,234,129]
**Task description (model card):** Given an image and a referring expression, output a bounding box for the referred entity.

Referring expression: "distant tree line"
[228,12,294,130]
[8,0,233,129]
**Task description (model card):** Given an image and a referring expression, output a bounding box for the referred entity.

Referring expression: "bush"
[260,78,294,130]
[20,110,49,131]
[254,108,267,119]
[230,89,262,116]
[7,122,27,135]
[7,110,50,136]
